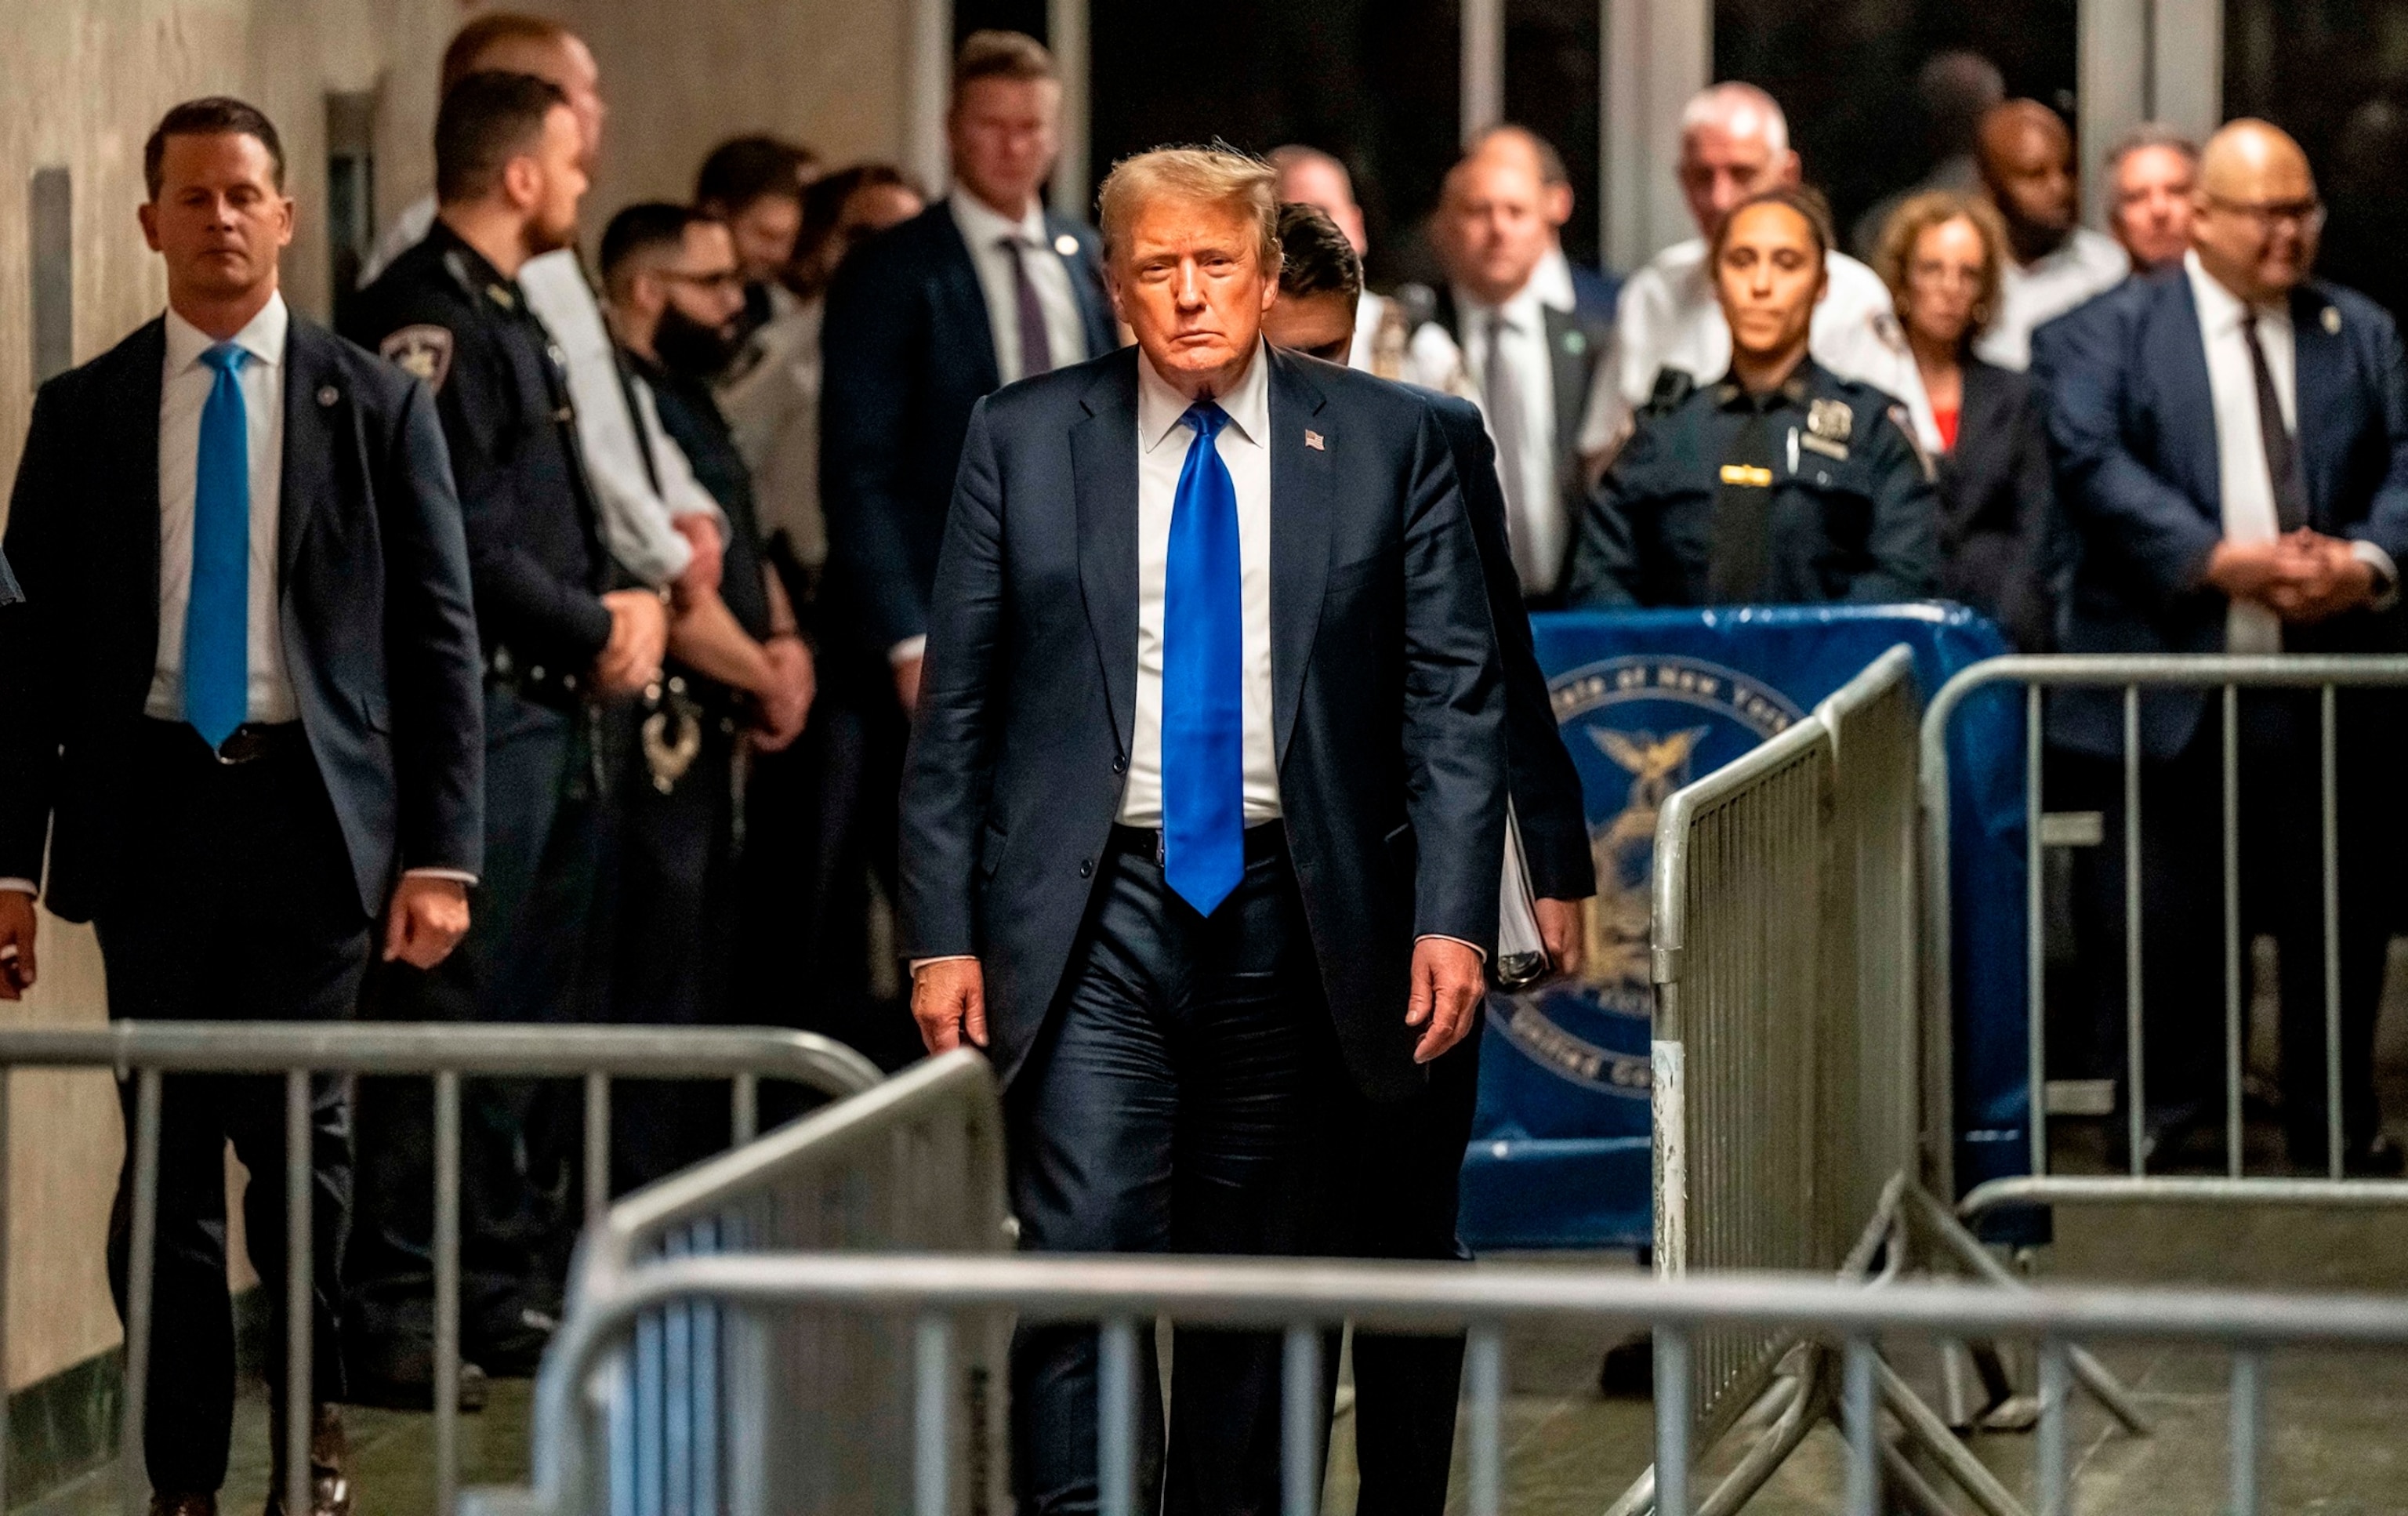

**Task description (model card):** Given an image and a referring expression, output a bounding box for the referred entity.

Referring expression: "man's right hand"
[594,589,670,695]
[910,957,988,1054]
[2203,538,2311,605]
[0,891,37,1000]
[894,654,924,716]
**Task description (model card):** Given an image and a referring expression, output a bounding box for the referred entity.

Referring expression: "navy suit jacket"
[1412,386,1595,901]
[899,346,1507,1101]
[0,314,484,921]
[820,199,1117,654]
[2033,269,2408,758]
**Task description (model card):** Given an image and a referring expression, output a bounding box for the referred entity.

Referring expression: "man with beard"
[343,71,669,1404]
[1972,99,2130,369]
[597,201,813,1188]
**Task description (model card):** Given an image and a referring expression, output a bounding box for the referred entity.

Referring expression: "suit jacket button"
[1079,858,1094,878]
[1112,756,1126,774]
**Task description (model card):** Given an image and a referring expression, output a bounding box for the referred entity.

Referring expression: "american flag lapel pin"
[1305,430,1325,451]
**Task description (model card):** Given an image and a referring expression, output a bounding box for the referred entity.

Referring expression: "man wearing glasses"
[2035,119,2408,1175]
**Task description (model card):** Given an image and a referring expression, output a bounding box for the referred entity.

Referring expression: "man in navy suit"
[900,147,1505,1516]
[0,100,484,1514]
[2034,120,2408,1172]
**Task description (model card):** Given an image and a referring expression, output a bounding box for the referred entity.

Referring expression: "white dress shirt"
[1532,245,1581,313]
[148,293,297,726]
[1578,240,1940,457]
[1975,226,2129,372]
[1448,281,1569,595]
[517,249,725,587]
[717,296,830,568]
[1120,343,1281,829]
[951,193,1090,386]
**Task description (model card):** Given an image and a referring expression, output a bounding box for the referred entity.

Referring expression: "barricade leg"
[285,1070,313,1516]
[120,1068,162,1516]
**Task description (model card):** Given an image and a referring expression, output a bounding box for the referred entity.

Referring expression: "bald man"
[1972,100,2128,368]
[1577,82,1938,467]
[2035,120,2408,1173]
[1269,145,1398,374]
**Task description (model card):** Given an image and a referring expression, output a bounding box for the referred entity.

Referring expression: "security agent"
[342,71,669,1403]
[597,201,814,1190]
[1567,188,1939,607]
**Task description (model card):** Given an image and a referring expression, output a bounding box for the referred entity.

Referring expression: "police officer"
[595,201,814,1190]
[341,71,668,1405]
[1567,187,1940,607]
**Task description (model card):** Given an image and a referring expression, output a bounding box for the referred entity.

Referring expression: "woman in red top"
[1877,190,2062,650]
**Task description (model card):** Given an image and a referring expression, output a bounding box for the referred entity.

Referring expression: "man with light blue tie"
[0,100,484,1516]
[899,147,1505,1516]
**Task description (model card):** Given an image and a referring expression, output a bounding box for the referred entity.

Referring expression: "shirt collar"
[165,289,288,376]
[1452,278,1547,335]
[2184,248,2288,335]
[952,190,1049,252]
[1532,246,1577,312]
[1137,338,1272,455]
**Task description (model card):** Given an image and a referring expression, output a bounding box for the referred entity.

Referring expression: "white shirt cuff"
[0,879,37,897]
[909,954,975,975]
[2351,541,2399,611]
[1418,933,1489,965]
[402,867,480,887]
[890,635,929,667]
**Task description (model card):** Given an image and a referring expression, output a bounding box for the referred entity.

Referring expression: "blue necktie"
[185,343,249,751]
[1162,402,1246,916]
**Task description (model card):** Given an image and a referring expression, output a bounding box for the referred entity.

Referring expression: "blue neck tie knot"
[201,342,247,377]
[1182,401,1229,442]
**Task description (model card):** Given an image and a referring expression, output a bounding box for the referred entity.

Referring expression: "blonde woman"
[1877,190,2060,649]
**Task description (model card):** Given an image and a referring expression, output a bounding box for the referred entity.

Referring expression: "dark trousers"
[93,720,365,1495]
[611,706,743,1194]
[348,686,611,1377]
[1008,828,1335,1516]
[1321,1021,1482,1516]
[2061,691,2399,1160]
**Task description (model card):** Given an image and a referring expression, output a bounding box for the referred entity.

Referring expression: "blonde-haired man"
[899,145,1506,1513]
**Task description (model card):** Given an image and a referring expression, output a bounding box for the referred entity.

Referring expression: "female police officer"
[1566,187,1939,607]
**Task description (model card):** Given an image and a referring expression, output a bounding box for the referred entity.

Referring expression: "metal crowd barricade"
[479,1249,2408,1516]
[1917,655,2408,1218]
[0,1021,880,1516]
[568,1050,1010,1516]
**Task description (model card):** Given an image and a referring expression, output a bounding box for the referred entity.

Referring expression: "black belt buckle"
[213,724,289,765]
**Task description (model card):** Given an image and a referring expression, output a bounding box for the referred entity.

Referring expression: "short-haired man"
[1268,144,1401,373]
[1263,201,1593,1516]
[1418,132,1616,604]
[900,147,1503,1514]
[2105,123,2199,274]
[345,71,669,1402]
[1568,188,1940,607]
[2034,121,2408,1173]
[596,202,814,1186]
[1,96,484,1514]
[694,134,814,329]
[1580,82,1940,467]
[1972,99,2131,368]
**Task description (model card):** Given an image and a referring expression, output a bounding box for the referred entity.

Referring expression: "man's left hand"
[2267,531,2378,624]
[1406,936,1485,1063]
[1534,897,1586,979]
[383,876,471,969]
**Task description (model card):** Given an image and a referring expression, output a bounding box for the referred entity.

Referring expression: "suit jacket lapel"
[1071,354,1141,753]
[2153,275,2224,523]
[1543,306,1587,482]
[1267,350,1332,764]
[280,321,338,580]
[1044,213,1119,360]
[930,202,1004,393]
[117,321,168,678]
[2291,286,2345,526]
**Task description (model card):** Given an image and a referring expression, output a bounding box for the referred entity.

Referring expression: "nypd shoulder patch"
[380,325,455,393]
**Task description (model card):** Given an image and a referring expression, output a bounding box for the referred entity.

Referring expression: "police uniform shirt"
[1568,358,1940,608]
[346,219,614,676]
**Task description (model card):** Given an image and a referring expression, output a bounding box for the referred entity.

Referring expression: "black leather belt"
[1108,821,1286,865]
[142,717,306,766]
[486,644,587,710]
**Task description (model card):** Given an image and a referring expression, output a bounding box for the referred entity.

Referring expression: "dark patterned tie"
[999,238,1054,379]
[2241,309,2308,531]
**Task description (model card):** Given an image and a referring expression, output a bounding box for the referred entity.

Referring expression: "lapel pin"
[1305,430,1325,451]
[1054,232,1080,256]
[317,385,339,408]
[1563,331,1587,356]
[2323,306,2343,335]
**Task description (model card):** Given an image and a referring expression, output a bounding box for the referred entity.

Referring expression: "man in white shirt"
[1579,82,1938,466]
[1416,135,1613,603]
[1973,99,2131,369]
[2038,120,2408,1173]
[0,99,484,1516]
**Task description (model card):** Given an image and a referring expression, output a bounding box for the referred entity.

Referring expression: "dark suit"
[1935,357,2058,652]
[2033,268,2408,1159]
[0,311,482,1492]
[1430,285,1613,604]
[900,345,1505,1514]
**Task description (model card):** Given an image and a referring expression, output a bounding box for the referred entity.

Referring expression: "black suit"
[1935,357,2058,652]
[900,346,1505,1514]
[0,310,482,1493]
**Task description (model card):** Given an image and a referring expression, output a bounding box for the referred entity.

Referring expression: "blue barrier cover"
[1459,604,2022,1252]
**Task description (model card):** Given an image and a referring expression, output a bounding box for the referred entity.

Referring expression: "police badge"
[1802,397,1853,460]
[379,325,455,394]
